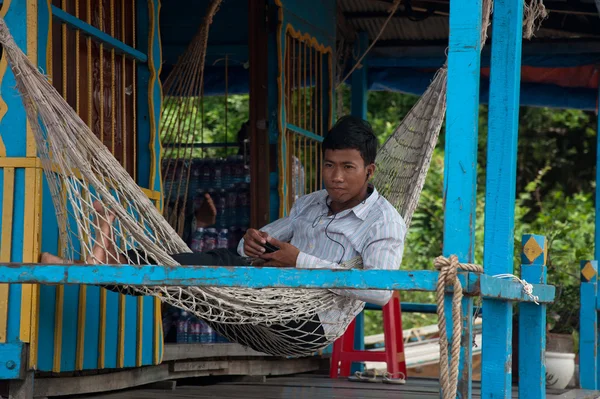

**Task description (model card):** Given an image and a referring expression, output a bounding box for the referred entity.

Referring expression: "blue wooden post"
[579,260,598,389]
[481,0,524,397]
[518,234,548,398]
[350,31,369,375]
[443,0,483,396]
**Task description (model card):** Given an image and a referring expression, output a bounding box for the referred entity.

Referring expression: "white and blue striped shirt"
[238,186,407,307]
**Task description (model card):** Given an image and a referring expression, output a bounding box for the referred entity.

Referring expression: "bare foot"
[89,200,119,264]
[40,252,66,265]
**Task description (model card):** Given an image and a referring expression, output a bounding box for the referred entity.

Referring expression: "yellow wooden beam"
[0,157,42,169]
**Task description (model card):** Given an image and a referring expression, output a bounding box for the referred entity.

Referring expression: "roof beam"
[337,3,356,43]
[344,8,600,37]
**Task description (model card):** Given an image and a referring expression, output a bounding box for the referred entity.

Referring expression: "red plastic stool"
[329,292,407,379]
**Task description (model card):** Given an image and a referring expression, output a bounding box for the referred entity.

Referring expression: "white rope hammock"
[0,0,545,360]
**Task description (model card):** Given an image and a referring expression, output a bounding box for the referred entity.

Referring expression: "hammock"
[0,0,545,358]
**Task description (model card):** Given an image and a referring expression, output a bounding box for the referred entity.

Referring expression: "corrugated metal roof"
[337,0,599,43]
[348,15,449,41]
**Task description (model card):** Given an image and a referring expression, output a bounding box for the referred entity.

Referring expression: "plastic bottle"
[204,228,217,251]
[223,156,233,189]
[203,321,214,343]
[226,186,237,226]
[238,183,250,228]
[201,159,212,190]
[190,228,204,252]
[217,229,229,249]
[232,155,244,185]
[216,188,227,228]
[213,158,223,189]
[189,316,201,343]
[176,311,190,343]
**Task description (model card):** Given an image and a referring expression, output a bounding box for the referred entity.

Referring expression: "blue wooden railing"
[0,233,555,393]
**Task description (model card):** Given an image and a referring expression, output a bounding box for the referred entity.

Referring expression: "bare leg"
[40,200,122,265]
[40,252,67,265]
[88,200,119,264]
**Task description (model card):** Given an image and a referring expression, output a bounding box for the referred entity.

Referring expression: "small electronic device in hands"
[262,241,280,253]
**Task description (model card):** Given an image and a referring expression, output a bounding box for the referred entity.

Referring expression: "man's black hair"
[322,116,378,165]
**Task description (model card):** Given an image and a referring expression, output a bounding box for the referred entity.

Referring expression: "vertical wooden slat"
[303,40,307,131]
[110,0,115,156]
[136,296,143,367]
[117,293,125,368]
[153,296,161,364]
[61,0,67,98]
[99,0,104,144]
[121,0,126,172]
[132,0,137,181]
[0,167,15,343]
[296,38,301,128]
[53,284,64,372]
[97,288,106,368]
[87,0,92,129]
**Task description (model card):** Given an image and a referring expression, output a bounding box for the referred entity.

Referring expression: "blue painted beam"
[443,0,483,395]
[481,0,524,397]
[479,274,554,304]
[519,235,549,398]
[365,302,479,314]
[579,260,598,390]
[51,5,147,63]
[285,123,325,143]
[0,265,555,301]
[0,265,477,291]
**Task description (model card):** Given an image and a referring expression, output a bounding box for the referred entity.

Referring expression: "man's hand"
[243,228,270,257]
[260,237,299,267]
[195,193,217,228]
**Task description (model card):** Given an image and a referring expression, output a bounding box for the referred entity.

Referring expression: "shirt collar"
[316,185,379,221]
[352,185,379,220]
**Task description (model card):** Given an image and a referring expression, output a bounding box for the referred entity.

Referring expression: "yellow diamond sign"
[581,262,597,282]
[523,236,543,263]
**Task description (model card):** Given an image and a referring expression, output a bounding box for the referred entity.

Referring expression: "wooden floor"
[69,375,600,399]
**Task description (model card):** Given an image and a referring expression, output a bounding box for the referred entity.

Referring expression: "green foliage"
[360,91,597,337]
[161,94,249,159]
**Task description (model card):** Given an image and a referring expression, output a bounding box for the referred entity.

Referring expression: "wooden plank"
[32,358,320,397]
[481,0,524,395]
[34,364,171,397]
[172,360,228,372]
[0,265,482,292]
[444,0,483,395]
[163,343,268,361]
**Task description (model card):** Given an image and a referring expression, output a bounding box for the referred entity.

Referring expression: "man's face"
[322,149,373,203]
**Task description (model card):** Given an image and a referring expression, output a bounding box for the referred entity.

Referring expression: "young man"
[41,116,406,354]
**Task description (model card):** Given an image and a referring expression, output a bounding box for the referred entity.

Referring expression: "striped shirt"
[237,186,407,332]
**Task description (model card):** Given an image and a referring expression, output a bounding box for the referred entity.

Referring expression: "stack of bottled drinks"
[164,307,229,344]
[162,155,252,252]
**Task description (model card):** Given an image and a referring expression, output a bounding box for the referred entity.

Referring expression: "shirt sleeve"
[296,219,406,306]
[237,198,301,256]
